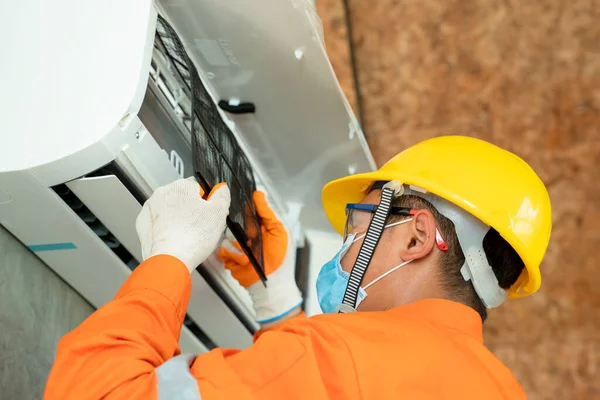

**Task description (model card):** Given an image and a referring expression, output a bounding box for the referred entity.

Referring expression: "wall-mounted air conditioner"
[0,0,375,353]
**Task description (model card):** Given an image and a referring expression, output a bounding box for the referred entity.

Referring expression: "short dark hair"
[387,195,524,322]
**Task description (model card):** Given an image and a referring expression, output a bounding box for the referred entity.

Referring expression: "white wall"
[0,225,94,399]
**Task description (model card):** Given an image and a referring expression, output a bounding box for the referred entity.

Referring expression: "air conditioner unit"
[0,0,375,353]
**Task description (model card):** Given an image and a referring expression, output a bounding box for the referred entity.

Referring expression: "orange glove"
[220,191,303,324]
[220,191,287,287]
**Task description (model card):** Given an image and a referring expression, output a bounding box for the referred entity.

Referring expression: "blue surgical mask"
[316,219,414,314]
[316,234,366,314]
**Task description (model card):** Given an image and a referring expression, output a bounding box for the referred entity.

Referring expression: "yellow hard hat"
[322,136,551,298]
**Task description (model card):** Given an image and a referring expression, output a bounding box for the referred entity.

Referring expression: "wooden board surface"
[316,0,359,116]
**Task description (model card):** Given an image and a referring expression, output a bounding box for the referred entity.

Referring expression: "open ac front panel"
[0,13,307,354]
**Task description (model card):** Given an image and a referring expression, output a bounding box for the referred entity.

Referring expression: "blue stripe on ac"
[28,242,77,252]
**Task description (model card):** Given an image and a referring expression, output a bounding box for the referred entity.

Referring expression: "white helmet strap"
[405,186,508,308]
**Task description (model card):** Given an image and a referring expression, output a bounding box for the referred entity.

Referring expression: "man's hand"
[220,191,303,326]
[136,178,230,273]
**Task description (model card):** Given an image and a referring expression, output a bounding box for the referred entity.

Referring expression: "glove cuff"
[247,271,303,324]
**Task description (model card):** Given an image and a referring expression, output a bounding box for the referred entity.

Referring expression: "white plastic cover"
[0,0,155,173]
[156,0,376,233]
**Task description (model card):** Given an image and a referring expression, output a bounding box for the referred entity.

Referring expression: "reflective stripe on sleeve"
[156,354,201,400]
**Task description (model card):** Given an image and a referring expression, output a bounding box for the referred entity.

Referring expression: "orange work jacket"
[44,255,526,399]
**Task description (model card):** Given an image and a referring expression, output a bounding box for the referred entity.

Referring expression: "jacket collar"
[389,298,484,343]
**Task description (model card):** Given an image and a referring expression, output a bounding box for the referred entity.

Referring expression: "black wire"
[342,0,367,136]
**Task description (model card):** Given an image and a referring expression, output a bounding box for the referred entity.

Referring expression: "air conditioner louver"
[53,169,217,349]
[53,183,137,269]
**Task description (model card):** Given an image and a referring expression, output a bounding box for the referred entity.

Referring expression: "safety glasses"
[344,203,449,251]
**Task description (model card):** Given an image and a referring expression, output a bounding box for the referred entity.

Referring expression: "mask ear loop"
[358,218,414,292]
[362,259,413,291]
[337,180,403,313]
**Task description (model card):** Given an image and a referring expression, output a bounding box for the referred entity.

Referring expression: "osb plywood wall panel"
[317,0,600,398]
[315,0,359,115]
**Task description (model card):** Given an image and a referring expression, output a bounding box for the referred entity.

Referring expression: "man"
[44,136,551,399]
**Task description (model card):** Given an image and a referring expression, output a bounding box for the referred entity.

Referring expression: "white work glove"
[220,192,303,325]
[136,177,230,273]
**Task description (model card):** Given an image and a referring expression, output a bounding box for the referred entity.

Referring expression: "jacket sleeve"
[44,255,192,400]
[188,315,360,399]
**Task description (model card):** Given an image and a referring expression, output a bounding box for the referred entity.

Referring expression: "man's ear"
[399,210,437,261]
